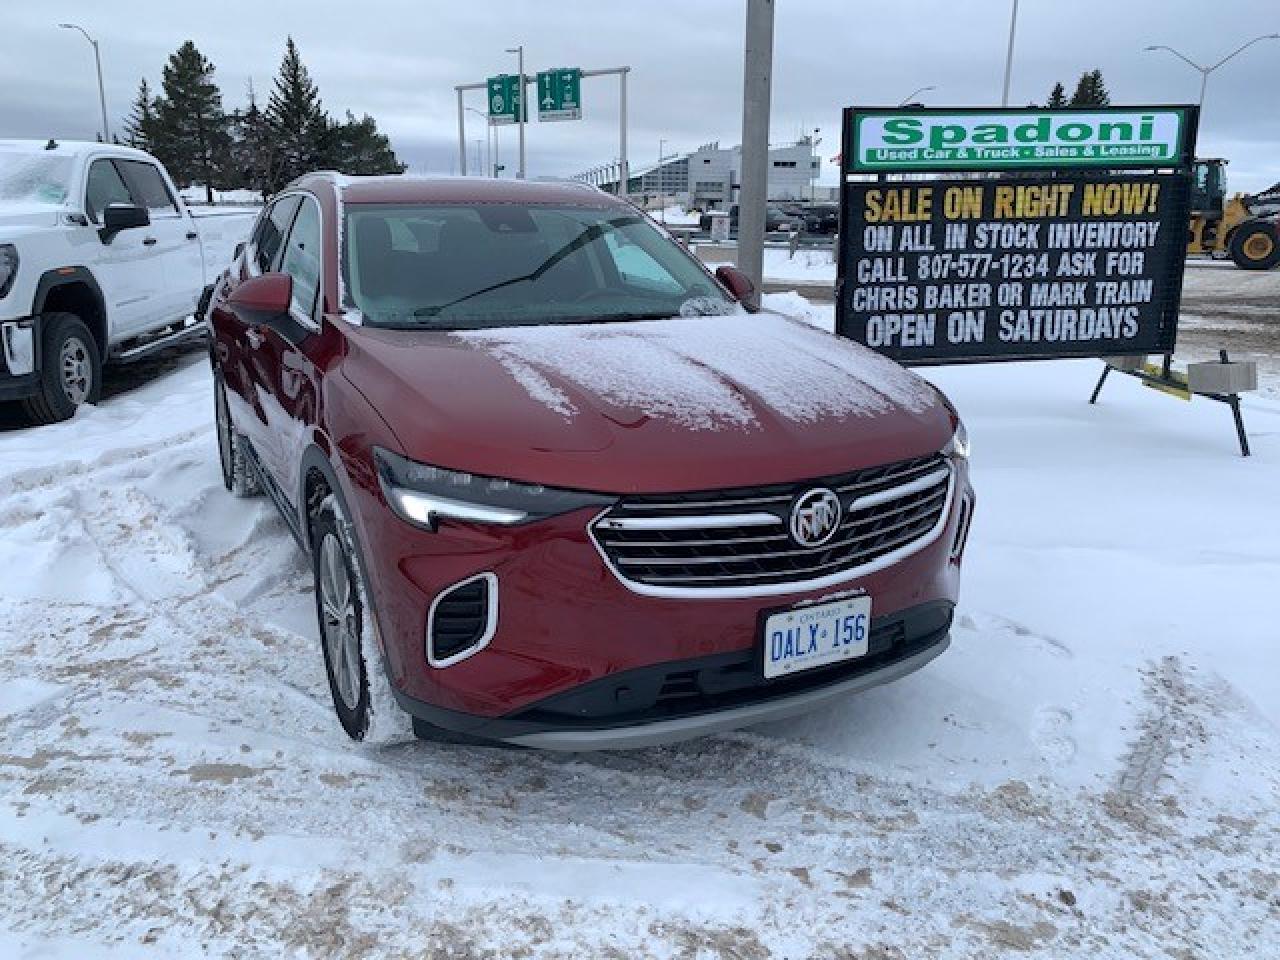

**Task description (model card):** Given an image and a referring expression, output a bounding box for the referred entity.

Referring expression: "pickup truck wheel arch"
[33,268,108,360]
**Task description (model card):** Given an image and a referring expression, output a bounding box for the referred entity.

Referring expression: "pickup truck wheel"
[22,313,102,425]
[214,376,261,498]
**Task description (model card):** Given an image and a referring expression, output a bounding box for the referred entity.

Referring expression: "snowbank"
[2,301,1278,956]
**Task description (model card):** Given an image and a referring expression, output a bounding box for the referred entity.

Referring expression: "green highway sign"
[848,107,1193,173]
[486,74,526,125]
[537,67,582,122]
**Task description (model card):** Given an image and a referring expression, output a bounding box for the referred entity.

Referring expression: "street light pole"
[1145,34,1280,108]
[898,85,937,107]
[658,138,667,222]
[1000,0,1019,107]
[506,45,526,178]
[737,0,775,308]
[466,107,492,178]
[59,23,109,142]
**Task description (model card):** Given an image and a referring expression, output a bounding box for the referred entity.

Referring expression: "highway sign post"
[537,68,582,121]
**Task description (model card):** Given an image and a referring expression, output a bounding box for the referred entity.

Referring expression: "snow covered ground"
[1,297,1279,957]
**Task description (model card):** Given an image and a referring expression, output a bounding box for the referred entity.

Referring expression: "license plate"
[762,595,872,679]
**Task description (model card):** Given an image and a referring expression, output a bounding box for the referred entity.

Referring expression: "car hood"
[0,205,63,234]
[342,311,954,494]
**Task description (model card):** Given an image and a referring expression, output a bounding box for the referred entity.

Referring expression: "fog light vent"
[950,497,973,562]
[427,573,497,668]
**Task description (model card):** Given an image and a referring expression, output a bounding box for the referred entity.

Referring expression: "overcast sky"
[4,0,1277,191]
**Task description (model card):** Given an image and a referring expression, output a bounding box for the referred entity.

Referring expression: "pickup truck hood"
[0,205,63,235]
[343,312,954,494]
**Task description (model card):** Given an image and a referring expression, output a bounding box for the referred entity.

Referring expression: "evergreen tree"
[154,42,230,203]
[1045,82,1068,109]
[324,111,405,176]
[1069,69,1111,108]
[264,37,327,191]
[122,78,161,151]
[226,81,273,197]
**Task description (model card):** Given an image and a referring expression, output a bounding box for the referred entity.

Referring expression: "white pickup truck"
[0,139,252,422]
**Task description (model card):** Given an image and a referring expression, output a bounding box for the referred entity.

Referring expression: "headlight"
[0,245,18,299]
[945,421,970,460]
[374,448,615,529]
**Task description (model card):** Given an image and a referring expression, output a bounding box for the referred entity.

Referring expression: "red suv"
[207,174,973,749]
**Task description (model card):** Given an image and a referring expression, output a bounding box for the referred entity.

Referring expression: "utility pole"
[507,45,526,178]
[1000,0,1019,107]
[59,23,109,142]
[737,0,774,308]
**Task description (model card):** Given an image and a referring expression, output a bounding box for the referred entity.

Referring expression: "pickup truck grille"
[591,454,951,593]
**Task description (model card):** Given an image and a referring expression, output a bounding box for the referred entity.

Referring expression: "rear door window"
[252,195,302,274]
[84,159,135,223]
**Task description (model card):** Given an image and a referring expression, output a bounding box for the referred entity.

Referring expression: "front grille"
[591,454,951,592]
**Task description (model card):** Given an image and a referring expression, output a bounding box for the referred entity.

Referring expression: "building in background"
[593,137,821,208]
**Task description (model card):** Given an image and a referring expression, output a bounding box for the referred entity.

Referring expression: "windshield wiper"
[413,216,637,318]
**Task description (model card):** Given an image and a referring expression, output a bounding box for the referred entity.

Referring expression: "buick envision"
[207,174,973,749]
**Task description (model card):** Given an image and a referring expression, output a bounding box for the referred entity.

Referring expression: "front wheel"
[1230,222,1280,271]
[311,496,412,744]
[22,312,101,425]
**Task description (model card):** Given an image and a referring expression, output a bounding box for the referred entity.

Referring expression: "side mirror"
[227,272,292,324]
[715,265,758,310]
[99,203,150,243]
[233,241,246,261]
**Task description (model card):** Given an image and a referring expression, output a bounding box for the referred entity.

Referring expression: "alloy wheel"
[319,532,362,711]
[60,336,92,406]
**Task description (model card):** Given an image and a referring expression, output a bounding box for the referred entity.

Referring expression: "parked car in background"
[803,203,840,234]
[0,139,244,422]
[209,174,974,750]
[698,203,801,234]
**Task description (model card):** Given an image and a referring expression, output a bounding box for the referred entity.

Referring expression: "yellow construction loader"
[1187,159,1280,270]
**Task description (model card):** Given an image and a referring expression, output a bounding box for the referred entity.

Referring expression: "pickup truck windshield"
[342,203,734,329]
[0,153,73,206]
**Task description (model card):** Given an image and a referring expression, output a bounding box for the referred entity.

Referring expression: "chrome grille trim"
[589,454,955,599]
[595,512,783,531]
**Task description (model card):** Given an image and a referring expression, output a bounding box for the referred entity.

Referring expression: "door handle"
[143,236,157,246]
[245,326,265,349]
[186,231,199,240]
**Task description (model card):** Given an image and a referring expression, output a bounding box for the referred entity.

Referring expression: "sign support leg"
[456,87,467,177]
[1088,364,1111,405]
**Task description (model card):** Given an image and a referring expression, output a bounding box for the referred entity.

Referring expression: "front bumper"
[0,317,39,402]
[391,600,952,750]
[348,453,973,735]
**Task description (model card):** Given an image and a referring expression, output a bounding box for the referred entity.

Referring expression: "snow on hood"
[0,204,63,233]
[455,311,936,431]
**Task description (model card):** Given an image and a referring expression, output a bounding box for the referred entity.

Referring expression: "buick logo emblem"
[789,488,843,547]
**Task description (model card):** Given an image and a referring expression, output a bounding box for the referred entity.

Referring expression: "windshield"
[342,203,735,329]
[0,152,73,207]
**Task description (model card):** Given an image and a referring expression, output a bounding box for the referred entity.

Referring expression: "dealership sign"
[836,105,1199,365]
[849,107,1193,172]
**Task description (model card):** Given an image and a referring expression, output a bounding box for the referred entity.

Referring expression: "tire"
[311,495,412,745]
[21,313,101,425]
[1229,222,1280,271]
[213,375,260,498]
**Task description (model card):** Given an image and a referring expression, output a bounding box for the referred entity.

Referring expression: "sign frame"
[835,104,1199,367]
[846,104,1197,175]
